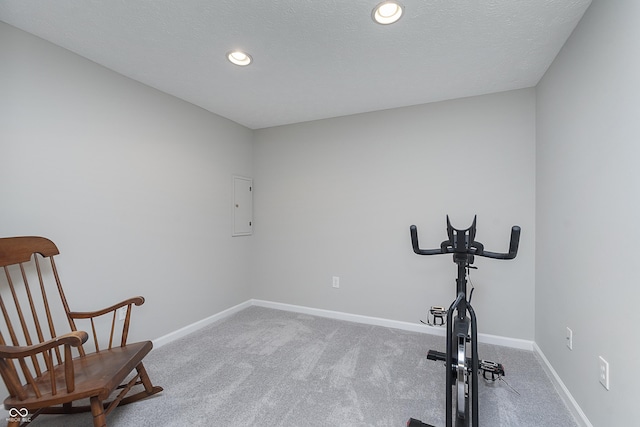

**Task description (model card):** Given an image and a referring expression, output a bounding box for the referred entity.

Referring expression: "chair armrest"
[68,296,145,319]
[0,331,88,359]
[68,296,145,349]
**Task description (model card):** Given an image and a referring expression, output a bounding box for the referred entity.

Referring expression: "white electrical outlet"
[332,276,340,288]
[118,306,127,321]
[599,356,610,390]
[566,327,573,350]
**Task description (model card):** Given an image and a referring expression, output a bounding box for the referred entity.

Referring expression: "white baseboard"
[533,343,593,427]
[152,300,252,348]
[251,299,533,351]
[153,298,534,351]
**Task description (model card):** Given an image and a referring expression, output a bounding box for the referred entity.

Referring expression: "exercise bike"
[407,216,520,427]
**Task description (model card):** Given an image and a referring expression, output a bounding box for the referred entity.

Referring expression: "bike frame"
[446,267,478,426]
[409,216,520,427]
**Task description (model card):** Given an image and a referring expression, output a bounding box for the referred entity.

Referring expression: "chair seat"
[4,341,153,411]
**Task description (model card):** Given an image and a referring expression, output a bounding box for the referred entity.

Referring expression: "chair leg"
[113,362,163,408]
[136,362,158,394]
[90,396,107,427]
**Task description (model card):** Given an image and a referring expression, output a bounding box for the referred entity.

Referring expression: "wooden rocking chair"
[0,236,162,426]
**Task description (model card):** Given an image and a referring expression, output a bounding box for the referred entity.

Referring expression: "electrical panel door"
[233,176,253,236]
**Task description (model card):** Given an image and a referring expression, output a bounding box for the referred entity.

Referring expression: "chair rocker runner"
[0,236,162,427]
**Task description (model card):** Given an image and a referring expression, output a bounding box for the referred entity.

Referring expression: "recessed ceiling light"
[372,1,404,25]
[227,50,252,66]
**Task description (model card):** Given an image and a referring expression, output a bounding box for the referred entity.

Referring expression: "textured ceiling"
[0,0,591,129]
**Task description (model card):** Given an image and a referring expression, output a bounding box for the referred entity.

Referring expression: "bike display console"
[408,216,520,427]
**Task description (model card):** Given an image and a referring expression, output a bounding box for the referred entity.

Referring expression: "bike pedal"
[428,306,447,326]
[479,359,505,380]
[407,418,436,427]
[426,350,446,362]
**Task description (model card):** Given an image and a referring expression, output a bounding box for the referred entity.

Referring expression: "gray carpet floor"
[24,306,578,426]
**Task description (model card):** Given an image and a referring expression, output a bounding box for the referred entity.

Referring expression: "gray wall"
[252,89,536,340]
[0,21,254,344]
[536,0,640,425]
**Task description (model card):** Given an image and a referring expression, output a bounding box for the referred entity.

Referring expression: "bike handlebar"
[410,216,520,260]
[410,225,443,256]
[479,225,520,259]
